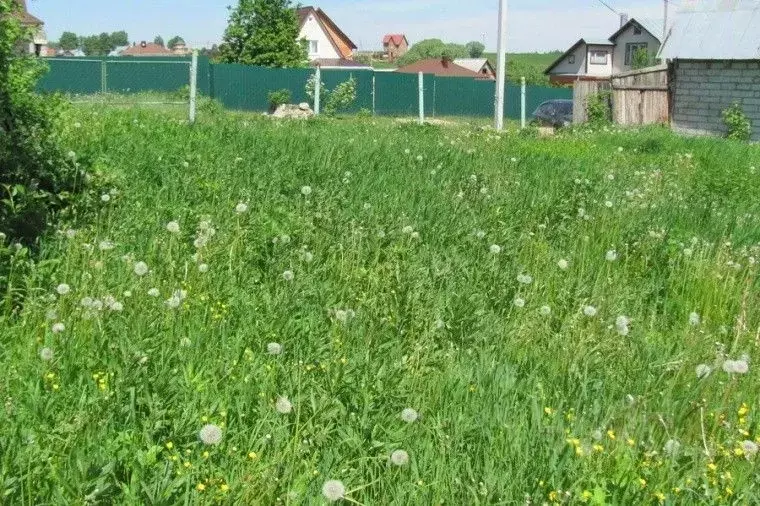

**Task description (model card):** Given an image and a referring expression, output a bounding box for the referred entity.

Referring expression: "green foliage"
[484,51,563,86]
[354,52,372,65]
[722,102,752,142]
[466,41,485,58]
[396,39,468,66]
[267,88,291,111]
[153,35,165,47]
[167,36,185,50]
[631,47,650,70]
[305,73,327,105]
[324,77,356,116]
[586,90,612,125]
[79,31,130,55]
[110,31,129,47]
[58,31,79,51]
[220,0,307,67]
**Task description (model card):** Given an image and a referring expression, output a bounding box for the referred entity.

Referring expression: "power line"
[593,0,620,15]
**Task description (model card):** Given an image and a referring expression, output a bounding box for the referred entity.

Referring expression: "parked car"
[532,99,573,128]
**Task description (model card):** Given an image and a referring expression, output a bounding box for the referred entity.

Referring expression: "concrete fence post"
[189,50,198,124]
[521,77,527,129]
[314,66,321,115]
[418,72,424,125]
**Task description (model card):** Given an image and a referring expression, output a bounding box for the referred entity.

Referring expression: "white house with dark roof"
[545,18,662,84]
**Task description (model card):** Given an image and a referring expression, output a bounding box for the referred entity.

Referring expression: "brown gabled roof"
[383,34,407,46]
[309,58,371,68]
[296,6,357,54]
[14,0,44,26]
[397,58,492,79]
[120,42,174,56]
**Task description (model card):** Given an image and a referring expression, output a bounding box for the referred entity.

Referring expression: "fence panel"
[434,77,494,117]
[374,72,434,117]
[213,64,312,111]
[106,60,190,94]
[38,58,102,94]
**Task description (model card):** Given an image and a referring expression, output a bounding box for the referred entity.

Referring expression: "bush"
[586,90,612,125]
[305,74,328,107]
[722,102,752,141]
[324,77,357,116]
[267,88,291,112]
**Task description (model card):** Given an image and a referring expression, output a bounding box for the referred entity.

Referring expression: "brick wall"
[673,60,760,141]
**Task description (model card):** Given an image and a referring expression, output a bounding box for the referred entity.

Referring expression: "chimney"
[141,41,147,48]
[620,13,629,27]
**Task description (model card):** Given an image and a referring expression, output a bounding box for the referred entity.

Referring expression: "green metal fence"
[37,57,571,120]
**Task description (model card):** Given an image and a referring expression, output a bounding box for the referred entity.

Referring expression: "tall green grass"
[1,109,759,504]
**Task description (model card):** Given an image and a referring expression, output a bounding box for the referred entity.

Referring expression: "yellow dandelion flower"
[340,357,348,365]
[734,447,745,457]
[544,407,555,416]
[593,444,604,453]
[220,484,229,493]
[707,462,717,472]
[548,491,559,502]
[248,452,257,460]
[606,429,616,440]
[469,384,476,392]
[202,451,210,458]
[626,438,636,447]
[312,470,320,476]
[196,483,206,492]
[581,490,593,501]
[166,442,174,450]
[725,487,734,496]
[673,487,681,494]
[638,478,647,488]
[654,491,665,503]
[738,403,749,417]
[201,416,208,422]
[183,462,192,468]
[52,384,60,390]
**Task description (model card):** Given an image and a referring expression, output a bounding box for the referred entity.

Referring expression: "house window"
[633,25,642,35]
[309,40,319,54]
[625,43,648,65]
[589,50,608,65]
[568,54,576,64]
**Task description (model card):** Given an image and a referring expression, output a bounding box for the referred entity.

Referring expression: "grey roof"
[453,58,491,73]
[584,39,615,46]
[659,0,760,60]
[609,18,663,43]
[544,38,613,74]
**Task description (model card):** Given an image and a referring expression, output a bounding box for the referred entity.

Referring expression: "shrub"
[305,74,328,107]
[267,88,291,112]
[586,90,612,125]
[722,102,752,141]
[324,77,357,116]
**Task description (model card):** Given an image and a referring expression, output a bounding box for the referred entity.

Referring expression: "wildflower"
[696,364,712,379]
[741,440,758,458]
[583,305,597,317]
[605,250,618,262]
[282,270,294,282]
[401,408,419,423]
[363,202,371,210]
[109,301,124,312]
[489,244,501,255]
[663,439,681,457]
[220,484,229,493]
[39,347,54,361]
[616,315,630,336]
[513,298,525,308]
[99,240,115,251]
[539,305,552,316]
[67,150,76,160]
[198,263,209,273]
[199,424,223,445]
[723,359,749,374]
[100,194,111,203]
[166,221,180,234]
[56,283,71,296]
[52,322,65,334]
[275,396,293,414]
[689,312,701,326]
[591,429,603,441]
[196,483,206,492]
[267,342,283,355]
[517,273,533,285]
[402,225,414,234]
[390,449,410,466]
[147,288,160,297]
[235,202,248,214]
[302,251,314,263]
[410,231,420,240]
[557,259,569,270]
[301,186,312,196]
[322,480,345,502]
[180,337,192,347]
[133,261,149,276]
[605,200,613,208]
[474,230,486,240]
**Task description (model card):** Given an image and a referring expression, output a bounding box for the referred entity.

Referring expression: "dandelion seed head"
[109,301,124,312]
[557,259,569,270]
[605,250,618,262]
[100,194,111,203]
[695,364,712,379]
[166,221,180,234]
[513,297,526,308]
[402,225,414,234]
[723,359,749,374]
[133,261,149,276]
[583,305,598,317]
[322,480,345,502]
[267,342,283,355]
[401,408,419,423]
[199,424,223,445]
[51,322,65,334]
[302,251,314,263]
[39,347,54,361]
[235,202,248,214]
[390,449,410,466]
[56,283,71,295]
[99,240,115,251]
[198,263,209,273]
[475,230,486,240]
[489,244,501,255]
[282,270,294,282]
[275,396,293,414]
[539,305,552,316]
[689,312,701,326]
[180,337,192,347]
[663,439,681,457]
[741,440,758,457]
[301,185,312,196]
[147,288,160,297]
[605,200,613,208]
[517,273,533,285]
[615,316,630,329]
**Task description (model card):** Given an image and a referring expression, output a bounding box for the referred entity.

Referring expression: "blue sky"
[29,0,667,52]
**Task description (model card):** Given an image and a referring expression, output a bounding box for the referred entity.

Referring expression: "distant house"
[396,58,493,80]
[545,18,662,84]
[297,6,358,67]
[454,58,496,79]
[383,34,408,62]
[658,0,760,141]
[59,49,86,57]
[108,45,129,57]
[12,0,47,56]
[172,41,191,56]
[120,41,175,57]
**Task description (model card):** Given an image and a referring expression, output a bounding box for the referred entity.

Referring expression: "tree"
[167,36,185,50]
[58,31,79,51]
[631,47,650,70]
[466,41,485,58]
[220,0,307,67]
[396,39,468,66]
[154,35,165,47]
[110,30,129,47]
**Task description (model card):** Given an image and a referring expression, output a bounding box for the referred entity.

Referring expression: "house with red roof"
[120,41,175,57]
[297,6,365,68]
[383,34,408,62]
[396,58,494,80]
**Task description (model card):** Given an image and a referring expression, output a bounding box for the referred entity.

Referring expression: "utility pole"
[663,0,669,40]
[494,0,507,131]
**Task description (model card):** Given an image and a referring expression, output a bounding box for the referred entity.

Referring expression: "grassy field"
[485,51,564,86]
[2,106,760,505]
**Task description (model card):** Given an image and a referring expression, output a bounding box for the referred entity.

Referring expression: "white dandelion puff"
[98,240,115,251]
[198,263,209,273]
[402,225,414,235]
[109,301,124,312]
[583,306,598,317]
[51,322,65,334]
[517,273,533,285]
[267,342,283,355]
[489,244,501,255]
[723,359,749,374]
[56,283,71,295]
[615,315,630,335]
[663,439,681,457]
[166,296,182,309]
[539,305,552,316]
[513,298,526,308]
[302,251,314,263]
[605,250,618,262]
[180,337,192,347]
[39,347,54,361]
[100,194,111,203]
[199,424,223,445]
[147,288,160,297]
[235,202,248,214]
[133,261,149,276]
[301,185,313,196]
[275,396,293,414]
[166,221,180,234]
[282,270,294,281]
[695,364,712,379]
[390,449,410,466]
[321,480,345,502]
[45,308,57,320]
[689,312,701,326]
[605,200,613,208]
[741,440,758,457]
[475,230,486,240]
[401,408,419,423]
[557,259,569,270]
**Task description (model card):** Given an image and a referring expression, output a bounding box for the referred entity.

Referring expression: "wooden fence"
[573,64,671,126]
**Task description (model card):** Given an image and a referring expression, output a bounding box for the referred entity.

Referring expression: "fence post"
[418,72,424,125]
[372,73,376,116]
[520,77,526,129]
[314,66,321,115]
[189,50,198,124]
[101,59,107,94]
